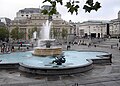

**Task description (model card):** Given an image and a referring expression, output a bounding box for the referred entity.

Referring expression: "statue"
[52,53,66,65]
[33,31,37,40]
[45,41,51,48]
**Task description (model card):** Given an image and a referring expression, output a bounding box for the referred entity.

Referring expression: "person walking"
[67,42,71,50]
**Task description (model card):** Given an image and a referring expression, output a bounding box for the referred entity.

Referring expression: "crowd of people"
[0,42,33,54]
[66,38,120,50]
[0,42,14,53]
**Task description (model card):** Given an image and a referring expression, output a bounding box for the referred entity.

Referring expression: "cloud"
[0,0,42,19]
[0,0,120,22]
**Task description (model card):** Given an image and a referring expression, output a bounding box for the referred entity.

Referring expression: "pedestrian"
[78,40,81,46]
[94,45,96,47]
[111,45,113,49]
[109,35,111,40]
[117,43,118,47]
[67,42,71,50]
[20,42,22,47]
[88,43,91,47]
[32,43,34,48]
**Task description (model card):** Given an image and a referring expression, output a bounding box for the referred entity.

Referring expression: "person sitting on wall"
[88,43,91,47]
[11,46,14,52]
[27,46,29,50]
[20,42,22,47]
[7,47,11,53]
[1,47,4,53]
[18,45,20,50]
[78,40,81,46]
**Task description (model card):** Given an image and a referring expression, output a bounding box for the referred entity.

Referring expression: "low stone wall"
[92,54,112,64]
[0,63,19,69]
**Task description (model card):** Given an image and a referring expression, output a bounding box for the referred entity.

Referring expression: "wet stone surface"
[47,76,60,81]
[110,66,120,73]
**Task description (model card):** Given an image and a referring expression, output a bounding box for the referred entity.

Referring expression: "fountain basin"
[32,47,62,56]
[19,59,93,75]
[0,51,112,75]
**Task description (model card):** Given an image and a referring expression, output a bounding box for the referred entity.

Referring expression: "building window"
[94,29,96,31]
[80,29,84,36]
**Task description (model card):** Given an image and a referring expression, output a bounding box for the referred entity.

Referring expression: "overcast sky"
[0,0,120,22]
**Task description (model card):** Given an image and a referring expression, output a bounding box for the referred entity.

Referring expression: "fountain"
[0,19,112,75]
[33,31,37,39]
[32,20,62,56]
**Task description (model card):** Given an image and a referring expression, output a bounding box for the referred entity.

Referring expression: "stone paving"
[0,39,120,86]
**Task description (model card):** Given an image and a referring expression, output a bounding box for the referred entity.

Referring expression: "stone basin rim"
[19,59,93,70]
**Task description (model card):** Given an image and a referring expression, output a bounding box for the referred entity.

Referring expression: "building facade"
[9,6,73,40]
[109,11,120,38]
[0,17,11,27]
[0,21,5,27]
[69,20,80,36]
[15,8,40,20]
[78,20,108,38]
